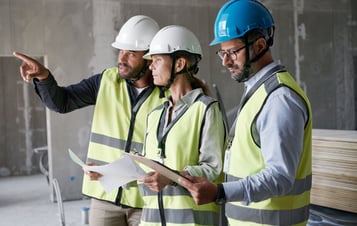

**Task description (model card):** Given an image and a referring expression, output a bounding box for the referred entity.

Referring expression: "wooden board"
[311,129,357,213]
[312,129,357,143]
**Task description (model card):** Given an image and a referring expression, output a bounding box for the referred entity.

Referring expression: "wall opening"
[0,56,47,176]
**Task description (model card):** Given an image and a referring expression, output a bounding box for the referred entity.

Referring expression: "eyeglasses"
[216,45,247,60]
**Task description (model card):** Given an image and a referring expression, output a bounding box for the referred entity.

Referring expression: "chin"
[118,74,129,79]
[153,79,162,86]
[154,82,163,86]
[231,74,241,81]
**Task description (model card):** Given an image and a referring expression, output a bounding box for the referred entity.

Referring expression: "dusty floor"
[0,174,90,226]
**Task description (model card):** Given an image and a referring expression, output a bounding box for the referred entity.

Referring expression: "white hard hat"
[143,25,202,59]
[112,15,159,51]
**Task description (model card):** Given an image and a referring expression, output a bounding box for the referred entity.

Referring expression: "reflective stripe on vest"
[142,208,219,225]
[226,71,312,226]
[140,94,221,226]
[139,183,220,225]
[226,202,309,226]
[82,67,163,207]
[90,132,143,154]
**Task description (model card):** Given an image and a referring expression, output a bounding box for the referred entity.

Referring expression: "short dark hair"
[244,28,275,46]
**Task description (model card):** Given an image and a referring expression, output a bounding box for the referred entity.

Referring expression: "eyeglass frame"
[216,40,257,60]
[216,45,247,60]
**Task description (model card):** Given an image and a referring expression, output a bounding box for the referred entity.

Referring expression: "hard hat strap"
[161,56,178,91]
[250,46,269,63]
[239,35,270,83]
[157,55,199,98]
[238,37,253,83]
[157,56,177,98]
[126,59,149,85]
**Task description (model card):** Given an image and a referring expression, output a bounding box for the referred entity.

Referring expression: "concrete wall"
[0,0,356,200]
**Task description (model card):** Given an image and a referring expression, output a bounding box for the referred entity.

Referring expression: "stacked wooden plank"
[311,129,357,213]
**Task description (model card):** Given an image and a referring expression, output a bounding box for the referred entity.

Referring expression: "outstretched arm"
[13,51,101,113]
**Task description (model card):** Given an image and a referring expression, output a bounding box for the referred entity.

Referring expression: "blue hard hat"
[210,0,275,46]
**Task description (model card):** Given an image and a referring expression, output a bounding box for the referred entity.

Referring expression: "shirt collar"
[163,88,204,109]
[244,60,281,94]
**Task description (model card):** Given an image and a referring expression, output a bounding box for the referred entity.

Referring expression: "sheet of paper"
[68,148,86,167]
[124,153,191,185]
[68,149,146,193]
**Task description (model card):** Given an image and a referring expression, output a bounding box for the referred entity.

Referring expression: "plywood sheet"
[311,129,357,213]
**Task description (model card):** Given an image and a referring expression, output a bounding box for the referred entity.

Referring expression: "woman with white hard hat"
[138,25,227,226]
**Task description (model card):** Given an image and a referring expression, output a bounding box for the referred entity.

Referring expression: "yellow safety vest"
[82,67,163,208]
[140,94,222,226]
[226,71,312,226]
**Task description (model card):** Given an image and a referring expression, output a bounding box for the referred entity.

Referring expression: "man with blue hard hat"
[179,1,312,225]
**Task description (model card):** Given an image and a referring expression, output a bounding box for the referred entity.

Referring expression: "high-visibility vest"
[140,94,222,226]
[226,71,312,226]
[82,67,163,208]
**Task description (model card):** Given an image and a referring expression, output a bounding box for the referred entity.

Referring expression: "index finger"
[178,176,194,189]
[12,51,34,63]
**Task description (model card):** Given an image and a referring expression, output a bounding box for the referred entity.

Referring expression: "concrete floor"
[2,174,357,226]
[0,174,90,226]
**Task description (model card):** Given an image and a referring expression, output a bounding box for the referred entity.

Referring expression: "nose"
[149,62,154,70]
[222,54,232,67]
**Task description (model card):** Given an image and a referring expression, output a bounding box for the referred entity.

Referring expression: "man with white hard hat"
[14,15,163,226]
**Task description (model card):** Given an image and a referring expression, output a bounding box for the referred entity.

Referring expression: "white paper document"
[68,149,146,193]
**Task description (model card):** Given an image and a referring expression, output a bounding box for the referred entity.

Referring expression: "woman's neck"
[169,75,192,105]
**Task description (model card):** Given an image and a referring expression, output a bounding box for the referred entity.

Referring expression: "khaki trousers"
[89,198,142,226]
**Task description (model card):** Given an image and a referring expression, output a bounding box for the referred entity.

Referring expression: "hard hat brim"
[112,42,149,51]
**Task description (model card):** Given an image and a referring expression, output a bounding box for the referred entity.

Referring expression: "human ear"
[254,38,267,55]
[175,57,187,73]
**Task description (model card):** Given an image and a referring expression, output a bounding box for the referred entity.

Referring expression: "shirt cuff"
[223,181,245,203]
[34,72,55,86]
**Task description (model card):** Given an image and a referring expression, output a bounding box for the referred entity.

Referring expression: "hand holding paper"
[68,149,146,193]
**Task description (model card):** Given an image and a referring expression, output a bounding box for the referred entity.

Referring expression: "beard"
[117,62,144,80]
[229,63,251,83]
